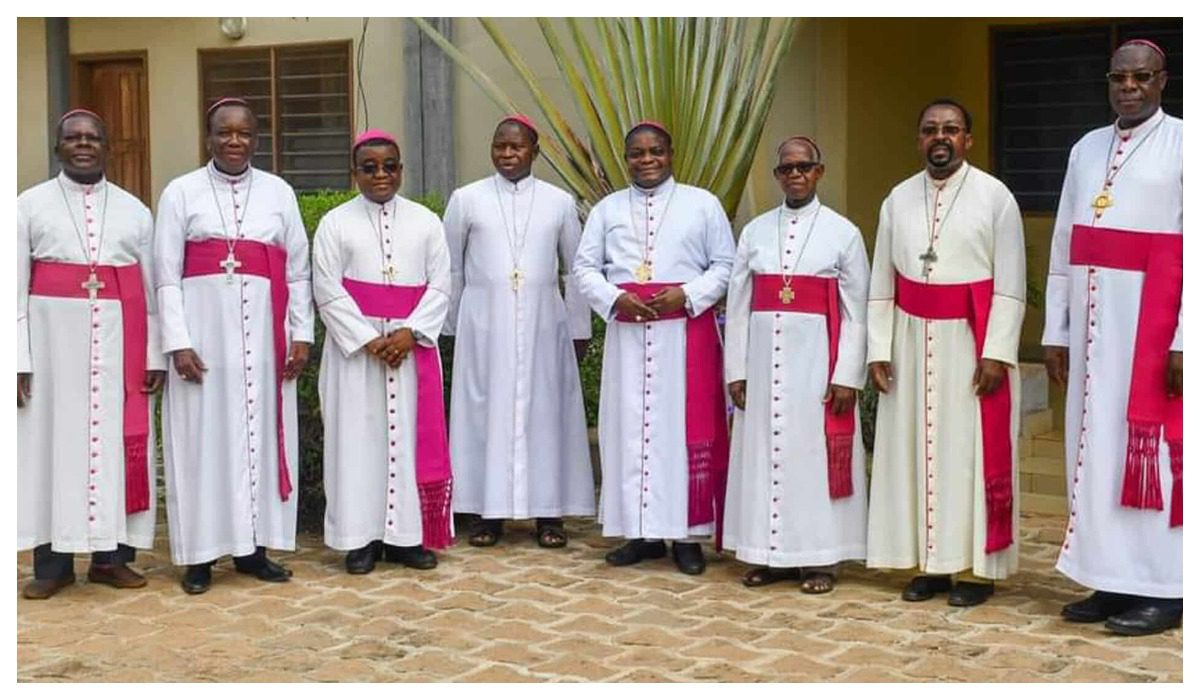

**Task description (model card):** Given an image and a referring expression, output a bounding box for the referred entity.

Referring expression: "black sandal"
[535,518,567,548]
[800,570,836,595]
[467,518,503,547]
[741,566,802,588]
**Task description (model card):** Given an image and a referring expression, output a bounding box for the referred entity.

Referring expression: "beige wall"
[17,18,49,191]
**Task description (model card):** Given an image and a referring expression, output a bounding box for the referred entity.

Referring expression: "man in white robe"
[575,122,735,575]
[313,129,452,573]
[866,99,1026,606]
[1043,40,1183,636]
[443,115,594,549]
[156,98,314,594]
[17,110,164,599]
[724,137,869,594]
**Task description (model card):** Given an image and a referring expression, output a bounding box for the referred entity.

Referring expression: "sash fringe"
[419,478,454,550]
[687,442,714,527]
[1169,438,1182,528]
[826,433,854,499]
[1121,421,1165,511]
[124,435,150,514]
[984,479,1014,554]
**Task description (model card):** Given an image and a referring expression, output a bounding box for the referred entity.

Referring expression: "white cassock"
[18,174,163,553]
[723,197,869,567]
[866,162,1026,579]
[313,194,451,550]
[443,174,595,520]
[156,162,314,565]
[1042,109,1183,598]
[574,177,735,539]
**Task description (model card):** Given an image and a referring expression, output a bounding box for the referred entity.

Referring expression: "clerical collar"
[632,176,675,198]
[494,172,535,193]
[783,194,820,214]
[1115,108,1165,140]
[925,160,971,189]
[57,170,107,193]
[362,193,398,209]
[207,159,252,184]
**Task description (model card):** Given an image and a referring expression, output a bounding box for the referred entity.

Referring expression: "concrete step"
[1021,492,1068,516]
[1032,432,1065,459]
[1020,455,1066,477]
[1020,408,1055,439]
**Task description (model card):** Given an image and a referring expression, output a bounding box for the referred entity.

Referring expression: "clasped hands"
[366,328,417,368]
[613,286,687,322]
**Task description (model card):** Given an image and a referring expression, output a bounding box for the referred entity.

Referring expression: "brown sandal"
[535,519,567,548]
[741,566,802,588]
[800,571,836,594]
[467,518,503,547]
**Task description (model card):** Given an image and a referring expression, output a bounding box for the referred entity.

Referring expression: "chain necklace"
[775,200,821,304]
[207,163,254,283]
[361,195,398,284]
[920,164,971,278]
[1090,113,1165,220]
[628,179,677,282]
[56,174,111,303]
[493,174,538,291]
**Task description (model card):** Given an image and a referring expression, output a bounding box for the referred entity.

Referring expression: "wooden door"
[70,53,150,205]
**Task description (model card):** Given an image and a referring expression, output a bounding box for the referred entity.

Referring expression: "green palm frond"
[411,17,797,219]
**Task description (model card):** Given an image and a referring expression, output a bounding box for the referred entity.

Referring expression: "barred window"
[199,41,353,191]
[991,20,1182,213]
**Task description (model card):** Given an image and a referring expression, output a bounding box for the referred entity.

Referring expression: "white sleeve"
[832,227,870,390]
[17,195,32,374]
[441,189,468,336]
[722,229,753,385]
[1041,145,1078,348]
[282,186,315,344]
[558,197,593,340]
[574,204,623,321]
[405,221,452,348]
[866,197,896,364]
[312,214,378,358]
[154,183,193,354]
[680,197,735,316]
[981,192,1026,366]
[137,206,166,371]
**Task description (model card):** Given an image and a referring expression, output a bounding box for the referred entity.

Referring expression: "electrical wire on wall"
[357,18,370,129]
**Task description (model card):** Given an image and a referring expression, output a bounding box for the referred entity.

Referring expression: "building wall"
[17,17,49,191]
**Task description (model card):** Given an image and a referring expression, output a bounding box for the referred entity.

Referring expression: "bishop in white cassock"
[575,122,734,576]
[18,110,164,599]
[314,129,452,574]
[866,100,1025,607]
[443,115,595,549]
[155,99,314,594]
[1043,40,1183,636]
[724,137,869,595]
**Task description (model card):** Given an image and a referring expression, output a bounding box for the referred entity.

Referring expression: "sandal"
[800,571,836,595]
[741,566,802,588]
[535,518,567,548]
[467,518,503,547]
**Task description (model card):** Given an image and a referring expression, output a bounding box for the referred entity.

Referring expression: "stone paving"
[16,512,1182,682]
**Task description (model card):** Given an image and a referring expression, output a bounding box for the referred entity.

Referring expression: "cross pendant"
[81,270,105,303]
[1091,190,1113,217]
[382,264,397,283]
[919,247,938,277]
[778,284,795,304]
[221,252,242,283]
[634,261,653,283]
[510,267,524,291]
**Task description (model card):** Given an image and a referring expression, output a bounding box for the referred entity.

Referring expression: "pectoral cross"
[778,284,795,304]
[382,263,397,283]
[221,252,242,283]
[510,267,525,291]
[82,270,105,303]
[919,246,938,277]
[1091,190,1113,217]
[634,261,653,283]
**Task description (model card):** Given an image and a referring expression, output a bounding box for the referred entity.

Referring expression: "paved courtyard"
[16,512,1182,682]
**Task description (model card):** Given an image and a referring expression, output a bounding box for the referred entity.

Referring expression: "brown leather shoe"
[22,574,76,600]
[87,563,147,589]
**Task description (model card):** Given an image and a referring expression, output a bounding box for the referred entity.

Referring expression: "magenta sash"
[1069,225,1183,527]
[895,272,1014,554]
[615,282,729,547]
[183,239,293,503]
[29,260,151,514]
[343,278,453,550]
[751,274,854,499]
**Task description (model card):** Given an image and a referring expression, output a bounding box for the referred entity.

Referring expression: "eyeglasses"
[774,161,821,176]
[919,124,965,137]
[1106,70,1163,85]
[357,161,401,176]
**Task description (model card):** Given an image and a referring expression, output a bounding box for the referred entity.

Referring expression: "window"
[991,20,1182,213]
[199,41,353,191]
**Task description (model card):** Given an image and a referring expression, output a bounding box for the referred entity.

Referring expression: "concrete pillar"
[403,17,456,200]
[45,17,69,177]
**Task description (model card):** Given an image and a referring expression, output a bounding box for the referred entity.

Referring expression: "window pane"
[277,43,352,192]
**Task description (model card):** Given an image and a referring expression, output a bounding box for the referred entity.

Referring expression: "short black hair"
[205,101,258,135]
[496,119,539,146]
[918,98,973,134]
[56,112,107,146]
[624,123,673,150]
[352,137,401,163]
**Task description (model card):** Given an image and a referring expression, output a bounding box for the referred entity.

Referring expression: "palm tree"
[411,17,797,219]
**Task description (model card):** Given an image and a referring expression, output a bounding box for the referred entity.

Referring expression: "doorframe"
[68,50,151,203]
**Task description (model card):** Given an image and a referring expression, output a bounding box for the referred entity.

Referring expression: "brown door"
[70,53,150,205]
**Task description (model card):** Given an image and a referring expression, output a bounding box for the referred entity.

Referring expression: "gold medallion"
[1092,190,1113,215]
[635,261,653,283]
[510,267,524,291]
[778,284,795,304]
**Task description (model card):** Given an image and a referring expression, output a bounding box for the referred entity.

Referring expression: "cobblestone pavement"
[17,513,1181,682]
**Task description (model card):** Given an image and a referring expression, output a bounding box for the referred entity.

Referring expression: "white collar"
[57,171,107,194]
[782,194,821,215]
[207,159,253,185]
[1115,108,1165,139]
[924,160,971,190]
[360,193,399,210]
[631,176,676,198]
[494,172,536,193]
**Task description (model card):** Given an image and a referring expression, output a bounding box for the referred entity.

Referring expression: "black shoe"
[234,552,293,582]
[1061,591,1140,623]
[345,541,382,575]
[948,581,995,607]
[385,545,438,570]
[1105,600,1183,636]
[604,538,667,566]
[901,575,952,602]
[181,564,212,595]
[671,542,706,575]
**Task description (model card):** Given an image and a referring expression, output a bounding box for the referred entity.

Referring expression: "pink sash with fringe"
[615,282,729,548]
[30,260,151,514]
[1069,224,1183,527]
[342,278,453,550]
[751,274,854,499]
